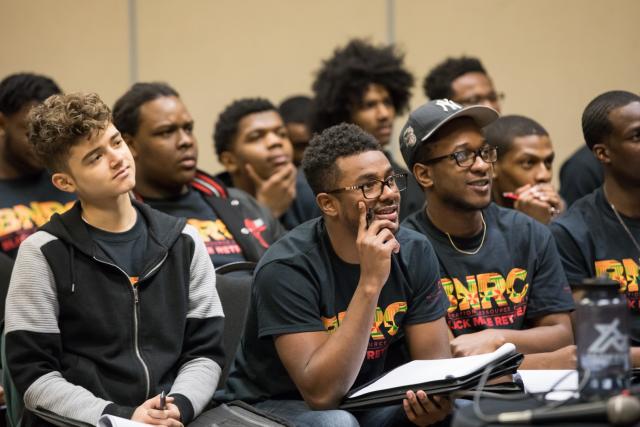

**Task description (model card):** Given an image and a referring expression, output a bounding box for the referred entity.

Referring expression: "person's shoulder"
[401,209,425,232]
[490,203,552,240]
[257,218,323,268]
[553,190,598,229]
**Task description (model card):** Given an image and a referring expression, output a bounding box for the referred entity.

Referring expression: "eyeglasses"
[421,146,498,168]
[455,92,505,107]
[326,173,407,199]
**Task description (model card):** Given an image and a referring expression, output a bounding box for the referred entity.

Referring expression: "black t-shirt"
[279,172,322,230]
[550,186,640,342]
[403,203,574,336]
[559,146,603,207]
[222,218,449,402]
[0,171,75,258]
[85,208,147,280]
[143,189,246,267]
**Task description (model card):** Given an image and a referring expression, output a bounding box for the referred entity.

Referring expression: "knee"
[300,409,359,427]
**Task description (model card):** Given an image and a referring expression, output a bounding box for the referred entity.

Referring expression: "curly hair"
[310,39,413,134]
[484,115,548,157]
[582,91,640,149]
[302,123,381,195]
[28,92,111,172]
[113,82,179,136]
[0,72,61,116]
[423,56,487,100]
[213,98,276,156]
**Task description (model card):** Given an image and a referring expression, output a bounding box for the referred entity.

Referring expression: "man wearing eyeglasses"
[221,123,453,426]
[423,57,503,113]
[400,99,575,367]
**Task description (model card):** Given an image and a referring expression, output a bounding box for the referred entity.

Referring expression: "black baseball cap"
[400,99,499,170]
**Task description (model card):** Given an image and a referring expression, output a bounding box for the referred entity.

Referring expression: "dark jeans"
[254,399,411,427]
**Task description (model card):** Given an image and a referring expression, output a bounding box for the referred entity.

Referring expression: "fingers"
[403,391,451,425]
[357,201,367,236]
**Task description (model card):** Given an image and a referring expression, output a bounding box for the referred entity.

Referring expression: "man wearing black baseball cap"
[401,99,575,368]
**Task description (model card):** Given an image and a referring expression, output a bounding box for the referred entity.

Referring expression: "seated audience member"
[423,56,503,112]
[484,115,564,224]
[400,99,575,367]
[214,98,320,230]
[279,95,312,167]
[5,92,224,426]
[0,73,74,258]
[310,39,425,221]
[113,83,285,268]
[222,123,452,426]
[559,145,603,207]
[550,90,640,365]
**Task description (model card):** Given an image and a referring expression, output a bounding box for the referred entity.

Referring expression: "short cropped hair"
[423,56,487,100]
[484,115,549,157]
[28,93,111,172]
[0,73,61,116]
[582,90,640,149]
[279,95,312,124]
[310,39,413,134]
[302,123,381,195]
[113,82,179,136]
[213,98,276,156]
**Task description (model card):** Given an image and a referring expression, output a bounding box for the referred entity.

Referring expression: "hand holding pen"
[131,391,183,426]
[503,183,564,224]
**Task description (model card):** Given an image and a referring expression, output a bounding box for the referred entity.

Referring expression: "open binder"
[340,343,524,410]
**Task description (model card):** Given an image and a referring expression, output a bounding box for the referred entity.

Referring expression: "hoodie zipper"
[92,254,168,399]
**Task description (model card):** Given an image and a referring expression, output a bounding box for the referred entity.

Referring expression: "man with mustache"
[214,97,320,230]
[310,39,425,221]
[113,83,284,268]
[222,123,452,426]
[401,99,575,367]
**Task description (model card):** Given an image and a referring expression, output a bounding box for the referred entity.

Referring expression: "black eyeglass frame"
[325,173,408,199]
[420,146,498,168]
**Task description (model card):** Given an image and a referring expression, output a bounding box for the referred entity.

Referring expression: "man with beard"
[310,39,425,221]
[551,91,640,365]
[113,83,284,268]
[222,123,452,426]
[401,99,574,367]
[214,97,320,230]
[0,73,74,258]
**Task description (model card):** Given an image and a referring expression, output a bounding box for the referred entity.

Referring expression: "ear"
[0,113,7,137]
[219,151,239,174]
[51,172,77,194]
[592,143,610,165]
[492,160,501,180]
[316,193,338,218]
[412,163,433,190]
[123,133,137,158]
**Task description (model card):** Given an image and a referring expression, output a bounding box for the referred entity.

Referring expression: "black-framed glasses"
[455,92,505,107]
[421,146,498,168]
[326,173,407,199]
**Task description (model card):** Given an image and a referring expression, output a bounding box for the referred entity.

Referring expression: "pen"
[160,390,166,410]
[502,192,519,201]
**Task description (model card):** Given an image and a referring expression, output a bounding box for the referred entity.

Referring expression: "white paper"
[517,369,578,401]
[349,342,516,398]
[97,415,153,427]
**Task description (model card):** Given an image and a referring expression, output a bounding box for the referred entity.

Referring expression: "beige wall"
[2,0,638,181]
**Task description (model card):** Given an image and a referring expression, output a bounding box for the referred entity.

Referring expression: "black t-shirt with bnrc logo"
[551,186,640,343]
[403,203,574,336]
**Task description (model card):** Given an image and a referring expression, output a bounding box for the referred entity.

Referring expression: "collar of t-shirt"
[418,207,486,252]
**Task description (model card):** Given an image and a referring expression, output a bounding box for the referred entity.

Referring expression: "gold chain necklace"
[428,208,487,255]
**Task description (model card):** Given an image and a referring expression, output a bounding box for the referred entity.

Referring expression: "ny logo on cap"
[436,99,462,112]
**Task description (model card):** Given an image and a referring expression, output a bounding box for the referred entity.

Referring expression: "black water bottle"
[575,276,631,401]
